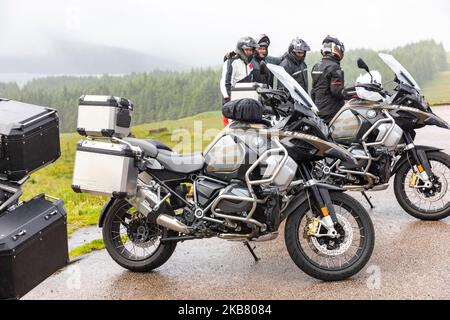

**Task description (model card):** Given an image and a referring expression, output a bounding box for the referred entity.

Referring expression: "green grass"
[423,53,450,105]
[423,71,450,105]
[69,239,105,258]
[22,110,224,236]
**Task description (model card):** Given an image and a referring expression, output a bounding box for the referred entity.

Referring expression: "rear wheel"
[102,199,177,272]
[284,192,374,281]
[394,151,450,220]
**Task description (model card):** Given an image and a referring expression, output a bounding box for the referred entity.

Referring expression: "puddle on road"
[68,225,102,251]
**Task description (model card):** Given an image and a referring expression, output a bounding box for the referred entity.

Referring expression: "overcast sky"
[0,0,449,67]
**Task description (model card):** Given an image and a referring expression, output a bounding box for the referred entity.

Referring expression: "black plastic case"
[0,99,61,181]
[0,194,68,300]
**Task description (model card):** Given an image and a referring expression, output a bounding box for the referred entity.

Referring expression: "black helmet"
[289,37,311,53]
[256,34,270,47]
[236,36,259,51]
[321,35,345,60]
[255,34,270,59]
[288,37,310,63]
[236,36,258,63]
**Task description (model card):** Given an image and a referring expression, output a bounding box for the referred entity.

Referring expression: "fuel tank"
[203,122,298,187]
[330,100,384,145]
[330,100,405,150]
[203,123,270,181]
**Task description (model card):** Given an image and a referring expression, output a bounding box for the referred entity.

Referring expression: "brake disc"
[309,214,354,256]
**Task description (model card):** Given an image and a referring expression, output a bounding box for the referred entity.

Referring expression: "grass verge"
[69,239,105,258]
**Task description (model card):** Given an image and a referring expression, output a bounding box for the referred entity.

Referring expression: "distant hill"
[423,52,450,105]
[0,38,185,74]
[0,40,447,133]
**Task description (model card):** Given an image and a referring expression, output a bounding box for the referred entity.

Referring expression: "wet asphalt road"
[24,107,450,300]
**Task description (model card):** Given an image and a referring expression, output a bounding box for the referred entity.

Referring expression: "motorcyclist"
[311,36,346,123]
[252,34,282,87]
[279,37,310,92]
[220,36,259,102]
[220,36,259,126]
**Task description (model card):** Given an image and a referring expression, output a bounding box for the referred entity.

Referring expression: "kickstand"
[361,191,374,209]
[244,241,260,262]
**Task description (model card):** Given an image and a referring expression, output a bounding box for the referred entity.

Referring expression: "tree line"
[0,40,447,132]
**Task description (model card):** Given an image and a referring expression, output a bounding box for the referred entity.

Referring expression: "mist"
[0,0,449,69]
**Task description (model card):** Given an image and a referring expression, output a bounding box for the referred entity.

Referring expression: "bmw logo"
[253,136,265,147]
[367,110,377,119]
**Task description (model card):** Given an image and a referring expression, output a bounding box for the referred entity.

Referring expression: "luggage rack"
[0,175,61,215]
[82,135,143,157]
[0,182,22,214]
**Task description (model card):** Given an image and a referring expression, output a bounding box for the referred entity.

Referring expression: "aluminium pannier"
[0,194,68,300]
[0,99,61,182]
[230,82,264,101]
[77,95,133,138]
[71,139,139,198]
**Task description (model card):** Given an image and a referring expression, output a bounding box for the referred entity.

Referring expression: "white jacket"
[220,57,254,99]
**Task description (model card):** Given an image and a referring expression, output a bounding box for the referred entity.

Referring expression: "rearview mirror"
[357,58,370,73]
[357,58,374,83]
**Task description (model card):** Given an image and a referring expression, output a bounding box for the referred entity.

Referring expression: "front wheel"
[284,192,375,281]
[102,199,177,272]
[394,151,450,220]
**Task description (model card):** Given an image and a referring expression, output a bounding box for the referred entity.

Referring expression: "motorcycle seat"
[145,139,172,151]
[123,137,159,157]
[156,150,204,173]
[123,137,204,173]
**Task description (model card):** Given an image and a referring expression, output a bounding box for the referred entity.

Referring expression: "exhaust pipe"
[343,175,374,191]
[217,233,252,241]
[156,214,192,234]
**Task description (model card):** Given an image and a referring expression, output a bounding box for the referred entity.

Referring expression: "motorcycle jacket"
[311,56,345,123]
[279,54,308,92]
[252,55,283,87]
[220,53,254,99]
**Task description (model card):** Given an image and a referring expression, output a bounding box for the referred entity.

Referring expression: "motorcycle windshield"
[378,53,421,90]
[267,63,319,113]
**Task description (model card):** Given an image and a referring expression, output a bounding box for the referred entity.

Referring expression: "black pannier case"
[0,99,61,181]
[222,98,264,123]
[0,194,68,300]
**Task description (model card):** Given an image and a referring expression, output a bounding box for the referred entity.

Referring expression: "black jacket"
[311,56,345,123]
[251,55,282,88]
[279,54,308,92]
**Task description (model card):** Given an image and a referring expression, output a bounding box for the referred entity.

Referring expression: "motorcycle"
[308,53,450,220]
[77,77,376,281]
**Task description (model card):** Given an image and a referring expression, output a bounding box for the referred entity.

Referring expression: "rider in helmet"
[220,36,258,102]
[251,34,281,87]
[220,36,258,126]
[279,37,311,92]
[311,35,346,123]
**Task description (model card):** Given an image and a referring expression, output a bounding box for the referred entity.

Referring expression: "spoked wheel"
[394,151,450,220]
[102,199,177,272]
[285,192,374,281]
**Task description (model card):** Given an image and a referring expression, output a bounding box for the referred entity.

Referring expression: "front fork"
[403,133,433,187]
[299,163,338,234]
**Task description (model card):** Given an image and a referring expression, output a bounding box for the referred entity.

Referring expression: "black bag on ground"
[0,99,61,181]
[222,98,263,123]
[0,194,68,300]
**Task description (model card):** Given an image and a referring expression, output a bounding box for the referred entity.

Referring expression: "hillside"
[0,37,184,74]
[423,53,450,105]
[0,40,448,133]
